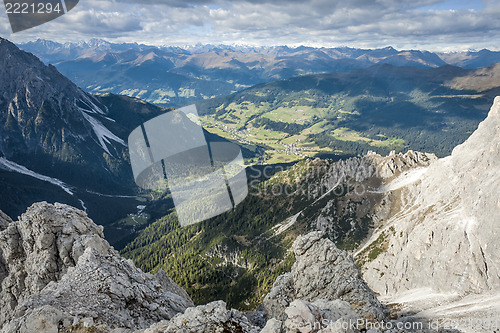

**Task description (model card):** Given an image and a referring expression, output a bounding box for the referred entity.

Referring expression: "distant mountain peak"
[86,38,111,47]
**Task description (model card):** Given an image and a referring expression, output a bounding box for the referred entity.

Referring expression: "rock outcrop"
[260,233,457,333]
[361,96,500,296]
[140,301,260,333]
[265,148,437,251]
[357,97,500,332]
[0,202,193,332]
[264,232,389,323]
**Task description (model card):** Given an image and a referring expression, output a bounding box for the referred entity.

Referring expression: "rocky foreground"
[0,203,193,332]
[1,202,459,333]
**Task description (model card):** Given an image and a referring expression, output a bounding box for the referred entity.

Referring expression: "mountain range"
[3,36,500,247]
[18,39,500,106]
[0,37,170,239]
[0,37,259,247]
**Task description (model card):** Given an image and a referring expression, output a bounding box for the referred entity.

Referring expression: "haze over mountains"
[19,39,500,106]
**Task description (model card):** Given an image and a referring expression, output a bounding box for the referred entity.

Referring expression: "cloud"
[1,0,499,51]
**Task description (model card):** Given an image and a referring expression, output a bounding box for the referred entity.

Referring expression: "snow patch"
[270,212,301,238]
[0,158,74,195]
[78,199,87,212]
[78,92,106,114]
[80,110,126,154]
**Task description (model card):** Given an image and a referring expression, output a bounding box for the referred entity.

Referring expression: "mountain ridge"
[195,62,497,164]
[1,37,258,247]
[0,37,170,232]
[19,39,500,106]
[356,97,500,332]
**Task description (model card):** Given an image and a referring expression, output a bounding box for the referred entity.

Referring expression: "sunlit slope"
[197,64,498,163]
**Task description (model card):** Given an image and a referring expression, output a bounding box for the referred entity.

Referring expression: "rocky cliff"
[0,202,462,333]
[0,38,169,228]
[263,232,388,323]
[358,97,500,331]
[262,149,437,251]
[361,96,500,294]
[0,202,193,332]
[0,37,123,164]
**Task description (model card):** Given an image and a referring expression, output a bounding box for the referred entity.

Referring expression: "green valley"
[120,156,396,310]
[197,64,499,163]
[120,63,500,311]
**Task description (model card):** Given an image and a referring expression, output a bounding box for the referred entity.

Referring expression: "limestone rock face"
[282,299,361,333]
[261,318,284,333]
[271,148,437,250]
[139,301,260,333]
[365,149,437,180]
[0,202,193,332]
[0,211,11,230]
[361,97,500,297]
[264,232,389,323]
[260,241,452,333]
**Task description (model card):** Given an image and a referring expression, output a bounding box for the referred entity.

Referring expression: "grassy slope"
[196,64,497,162]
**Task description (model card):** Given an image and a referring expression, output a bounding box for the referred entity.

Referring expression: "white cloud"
[1,0,499,51]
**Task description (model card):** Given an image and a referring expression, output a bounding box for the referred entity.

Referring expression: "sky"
[1,0,499,51]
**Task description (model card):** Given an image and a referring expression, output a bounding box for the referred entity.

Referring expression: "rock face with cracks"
[361,96,500,297]
[263,231,389,323]
[0,202,193,332]
[139,301,261,333]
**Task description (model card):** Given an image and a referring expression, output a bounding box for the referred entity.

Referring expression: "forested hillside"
[121,151,434,310]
